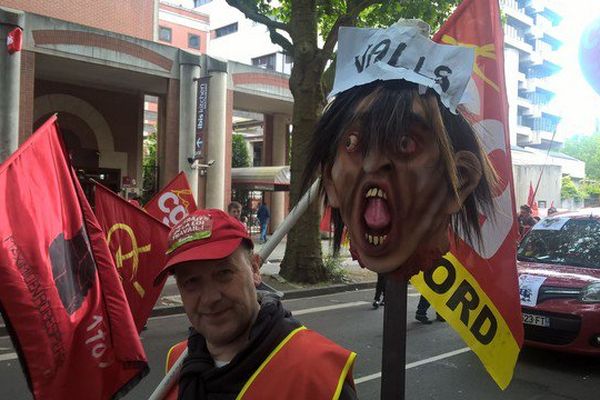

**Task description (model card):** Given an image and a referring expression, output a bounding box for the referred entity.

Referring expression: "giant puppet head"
[304,22,498,279]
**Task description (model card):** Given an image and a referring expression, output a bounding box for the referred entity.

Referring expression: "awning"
[231,166,290,191]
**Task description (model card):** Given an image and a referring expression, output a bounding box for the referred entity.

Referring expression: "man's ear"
[251,253,262,286]
[322,165,341,208]
[446,151,482,214]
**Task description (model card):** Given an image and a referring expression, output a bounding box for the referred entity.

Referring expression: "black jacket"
[178,296,357,400]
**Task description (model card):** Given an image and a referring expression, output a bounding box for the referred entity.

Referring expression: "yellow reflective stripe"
[236,326,307,400]
[332,351,356,400]
[410,252,520,390]
[165,343,182,374]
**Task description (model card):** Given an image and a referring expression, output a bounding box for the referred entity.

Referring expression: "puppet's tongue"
[364,198,391,230]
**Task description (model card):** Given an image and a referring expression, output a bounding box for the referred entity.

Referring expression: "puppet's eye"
[345,133,359,153]
[398,136,417,154]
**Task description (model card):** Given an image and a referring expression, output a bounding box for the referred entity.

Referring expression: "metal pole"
[381,277,407,400]
[148,179,321,400]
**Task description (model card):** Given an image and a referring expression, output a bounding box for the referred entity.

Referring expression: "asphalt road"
[1,287,598,399]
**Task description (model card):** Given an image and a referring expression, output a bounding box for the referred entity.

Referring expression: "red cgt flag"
[144,171,198,227]
[94,183,170,332]
[411,0,524,390]
[0,115,147,400]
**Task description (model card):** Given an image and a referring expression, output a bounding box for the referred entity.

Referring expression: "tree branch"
[268,26,294,54]
[319,0,386,62]
[225,0,289,32]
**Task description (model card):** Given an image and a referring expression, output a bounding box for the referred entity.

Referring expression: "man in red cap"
[156,209,357,400]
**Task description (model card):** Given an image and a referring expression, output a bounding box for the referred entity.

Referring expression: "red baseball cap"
[154,209,252,285]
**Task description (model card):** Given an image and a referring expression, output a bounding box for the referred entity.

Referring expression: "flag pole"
[148,179,321,400]
[381,277,407,400]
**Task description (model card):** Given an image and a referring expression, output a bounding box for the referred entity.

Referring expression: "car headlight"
[580,282,600,303]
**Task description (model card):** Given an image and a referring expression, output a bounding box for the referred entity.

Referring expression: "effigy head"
[305,79,497,279]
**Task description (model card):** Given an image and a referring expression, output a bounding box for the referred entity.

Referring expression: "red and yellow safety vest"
[165,326,356,400]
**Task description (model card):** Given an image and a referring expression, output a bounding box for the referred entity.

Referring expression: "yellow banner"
[411,253,520,390]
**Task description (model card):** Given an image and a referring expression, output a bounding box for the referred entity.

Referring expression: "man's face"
[228,207,241,220]
[324,101,451,273]
[519,208,529,217]
[174,246,260,349]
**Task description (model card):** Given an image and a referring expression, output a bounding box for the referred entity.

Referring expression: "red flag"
[411,0,523,389]
[0,116,147,400]
[144,172,198,227]
[527,181,539,217]
[320,206,332,233]
[94,183,170,332]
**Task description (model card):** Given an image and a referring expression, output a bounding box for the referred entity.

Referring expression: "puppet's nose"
[363,151,392,174]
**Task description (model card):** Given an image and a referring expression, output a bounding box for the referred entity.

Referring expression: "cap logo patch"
[167,214,213,254]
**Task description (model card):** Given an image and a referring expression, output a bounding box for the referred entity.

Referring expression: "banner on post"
[94,183,171,333]
[411,0,524,390]
[144,171,198,228]
[195,76,210,160]
[0,115,147,400]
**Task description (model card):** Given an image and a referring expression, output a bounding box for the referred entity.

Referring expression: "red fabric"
[94,183,170,332]
[164,340,187,400]
[433,0,524,347]
[0,116,147,400]
[144,172,198,227]
[241,329,354,400]
[320,206,332,233]
[527,182,539,217]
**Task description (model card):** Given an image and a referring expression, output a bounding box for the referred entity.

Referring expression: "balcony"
[502,2,534,26]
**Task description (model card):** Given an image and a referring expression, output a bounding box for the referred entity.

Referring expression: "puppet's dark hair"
[301,80,498,255]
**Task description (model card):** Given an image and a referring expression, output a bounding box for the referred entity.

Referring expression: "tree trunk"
[279,0,330,284]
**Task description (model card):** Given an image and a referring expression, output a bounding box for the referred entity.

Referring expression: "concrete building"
[501,0,586,210]
[0,0,293,230]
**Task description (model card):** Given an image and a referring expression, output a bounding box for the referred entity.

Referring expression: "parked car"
[517,209,600,356]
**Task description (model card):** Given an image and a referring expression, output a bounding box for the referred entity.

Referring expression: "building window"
[215,22,238,38]
[194,0,212,6]
[188,34,201,50]
[252,53,277,70]
[159,26,172,43]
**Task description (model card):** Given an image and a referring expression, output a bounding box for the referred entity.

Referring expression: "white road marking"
[292,301,369,316]
[0,353,17,362]
[355,347,471,384]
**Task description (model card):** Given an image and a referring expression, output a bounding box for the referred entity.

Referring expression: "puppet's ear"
[322,165,341,208]
[446,150,482,214]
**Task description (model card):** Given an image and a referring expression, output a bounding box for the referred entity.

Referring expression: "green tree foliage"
[232,134,251,168]
[142,131,158,204]
[562,132,600,180]
[561,175,583,201]
[226,0,460,283]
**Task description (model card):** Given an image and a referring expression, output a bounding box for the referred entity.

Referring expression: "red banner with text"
[0,116,147,399]
[144,172,198,228]
[412,0,523,389]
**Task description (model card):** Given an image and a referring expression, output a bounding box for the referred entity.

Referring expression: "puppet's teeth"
[377,189,384,198]
[374,236,379,245]
[368,235,373,244]
[383,192,387,200]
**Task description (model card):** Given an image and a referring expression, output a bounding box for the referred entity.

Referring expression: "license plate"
[522,312,550,327]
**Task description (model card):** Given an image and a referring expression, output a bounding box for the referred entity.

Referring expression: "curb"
[0,281,376,337]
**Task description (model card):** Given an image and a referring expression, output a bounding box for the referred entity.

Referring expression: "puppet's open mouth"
[362,186,392,246]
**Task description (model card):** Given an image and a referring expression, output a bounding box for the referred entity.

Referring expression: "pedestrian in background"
[415,295,445,324]
[372,273,386,309]
[227,201,242,220]
[257,200,270,243]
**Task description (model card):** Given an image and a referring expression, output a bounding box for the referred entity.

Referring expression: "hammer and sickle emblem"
[441,34,500,92]
[106,223,151,298]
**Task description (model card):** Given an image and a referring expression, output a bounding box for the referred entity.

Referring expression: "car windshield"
[517,218,600,270]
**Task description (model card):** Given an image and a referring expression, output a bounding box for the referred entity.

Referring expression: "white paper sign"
[518,274,547,307]
[330,23,475,113]
[532,217,569,231]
